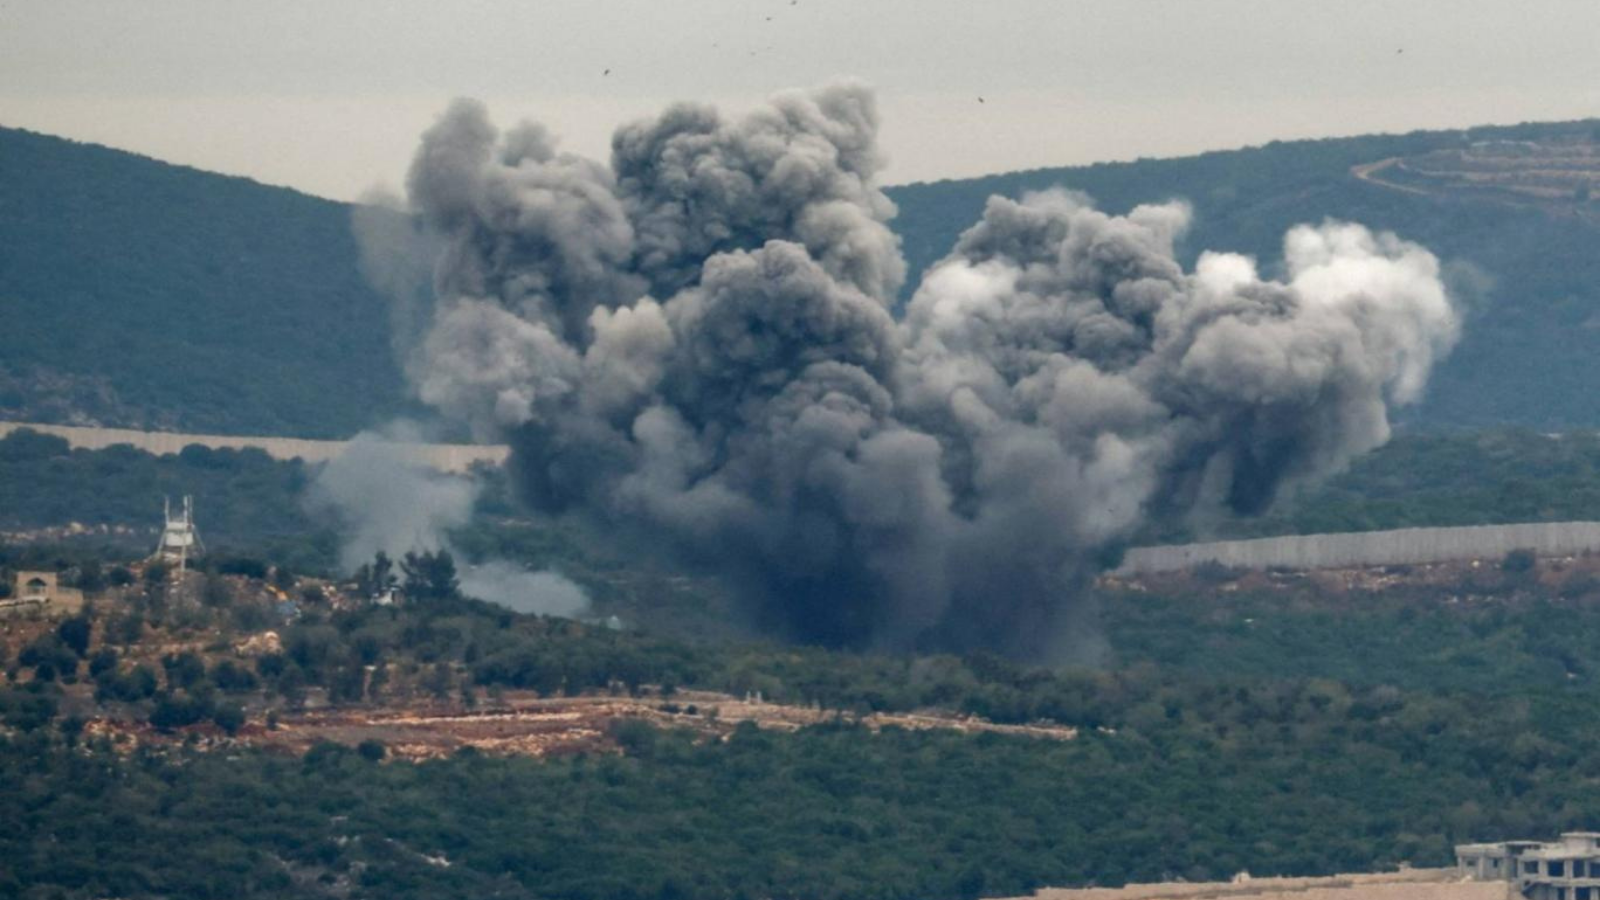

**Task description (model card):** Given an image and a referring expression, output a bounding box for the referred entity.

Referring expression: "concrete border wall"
[1118,521,1600,575]
[1024,867,1503,899]
[0,421,509,474]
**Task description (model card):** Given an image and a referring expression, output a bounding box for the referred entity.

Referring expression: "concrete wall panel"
[1120,522,1600,575]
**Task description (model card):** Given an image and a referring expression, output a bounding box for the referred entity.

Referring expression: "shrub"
[1502,548,1538,574]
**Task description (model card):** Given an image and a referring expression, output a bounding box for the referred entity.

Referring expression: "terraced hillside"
[1354,136,1600,215]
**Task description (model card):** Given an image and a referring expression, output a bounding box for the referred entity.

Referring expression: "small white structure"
[1459,832,1600,898]
[153,495,203,574]
[2,570,84,616]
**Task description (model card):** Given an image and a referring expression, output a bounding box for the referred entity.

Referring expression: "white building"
[1458,832,1600,899]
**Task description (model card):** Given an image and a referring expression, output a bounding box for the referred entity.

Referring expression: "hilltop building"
[1,570,84,617]
[152,495,202,574]
[1458,832,1600,898]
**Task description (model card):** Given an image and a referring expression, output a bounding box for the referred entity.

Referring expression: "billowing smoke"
[306,427,476,572]
[352,188,443,372]
[459,561,589,618]
[381,83,1459,656]
[307,425,590,617]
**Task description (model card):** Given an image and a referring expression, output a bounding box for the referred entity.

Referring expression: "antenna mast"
[153,495,203,576]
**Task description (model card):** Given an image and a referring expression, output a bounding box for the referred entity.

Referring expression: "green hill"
[4,118,1600,436]
[0,126,411,438]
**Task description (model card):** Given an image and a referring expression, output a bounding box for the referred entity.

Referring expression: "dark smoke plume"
[382,83,1459,657]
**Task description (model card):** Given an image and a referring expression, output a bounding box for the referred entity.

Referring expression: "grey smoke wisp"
[306,427,476,573]
[383,83,1459,656]
[352,187,445,373]
[306,425,590,618]
[459,562,590,619]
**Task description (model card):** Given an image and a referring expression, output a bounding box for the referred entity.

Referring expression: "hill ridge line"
[0,420,508,473]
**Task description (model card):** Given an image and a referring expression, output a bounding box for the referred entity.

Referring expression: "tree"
[610,718,659,758]
[271,565,296,592]
[108,610,144,645]
[211,659,259,693]
[162,651,207,691]
[355,552,397,599]
[76,559,107,593]
[19,636,78,683]
[1502,548,1537,574]
[0,684,58,731]
[275,665,308,708]
[88,647,119,679]
[55,615,92,657]
[424,662,453,700]
[149,691,214,731]
[328,664,366,705]
[125,665,159,699]
[95,664,160,703]
[401,549,459,602]
[211,703,246,735]
[217,557,269,580]
[58,714,85,746]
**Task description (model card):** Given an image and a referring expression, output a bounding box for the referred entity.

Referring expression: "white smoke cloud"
[459,562,590,618]
[305,425,477,572]
[306,424,590,617]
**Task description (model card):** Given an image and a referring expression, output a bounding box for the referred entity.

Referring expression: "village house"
[1459,832,1600,899]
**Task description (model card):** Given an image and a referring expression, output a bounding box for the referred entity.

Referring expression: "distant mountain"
[4,119,1599,437]
[0,126,411,438]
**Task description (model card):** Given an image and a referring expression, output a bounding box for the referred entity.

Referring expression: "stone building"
[1,570,84,616]
[1459,832,1600,898]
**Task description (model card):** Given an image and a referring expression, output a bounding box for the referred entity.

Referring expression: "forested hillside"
[4,118,1600,436]
[0,126,411,437]
[1150,428,1600,544]
[7,540,1600,899]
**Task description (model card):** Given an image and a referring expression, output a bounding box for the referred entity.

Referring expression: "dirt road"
[85,688,1078,760]
[1349,158,1434,197]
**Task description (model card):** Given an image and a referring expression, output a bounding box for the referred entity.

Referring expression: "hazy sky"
[3,0,1598,201]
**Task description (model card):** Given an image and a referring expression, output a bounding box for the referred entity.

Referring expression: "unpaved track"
[87,689,1078,760]
[1350,158,1435,197]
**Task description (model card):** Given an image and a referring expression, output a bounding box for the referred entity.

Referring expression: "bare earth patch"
[83,688,1077,760]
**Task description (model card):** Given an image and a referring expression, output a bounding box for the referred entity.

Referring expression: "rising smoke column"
[388,84,1460,656]
[895,190,1457,650]
[306,424,591,618]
